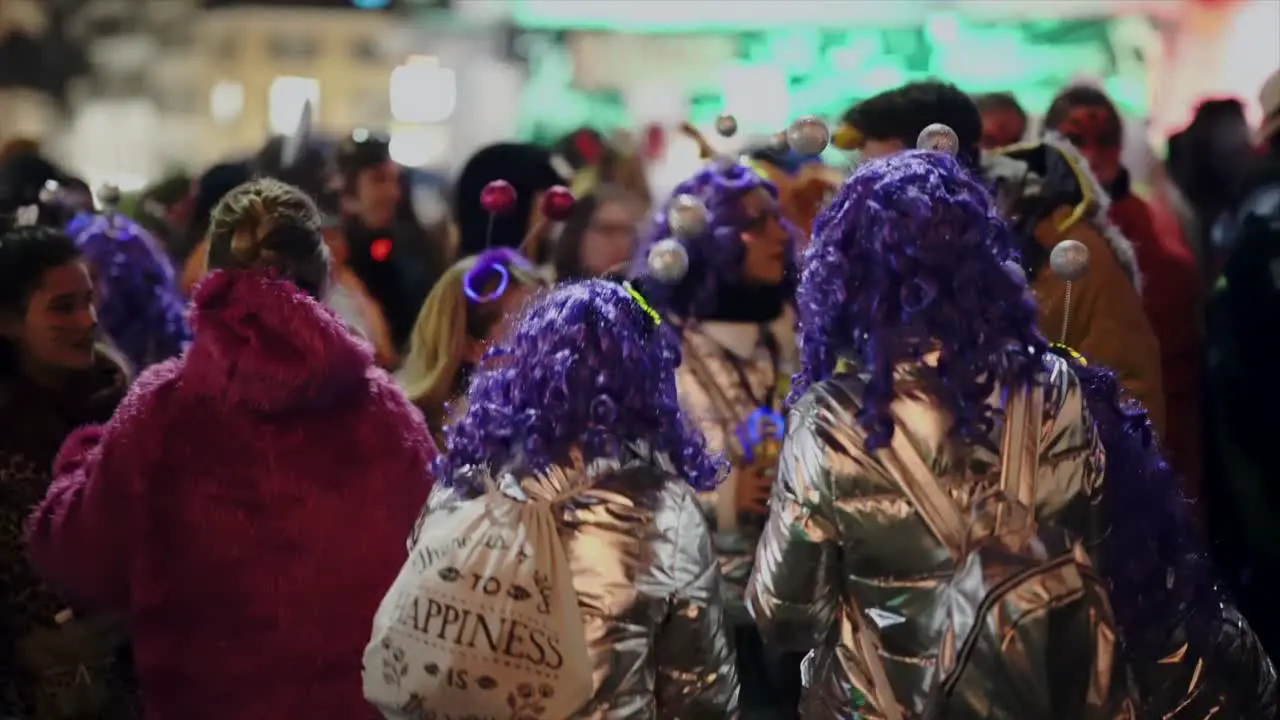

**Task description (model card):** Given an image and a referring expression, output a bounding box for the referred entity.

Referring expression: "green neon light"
[514,16,1151,144]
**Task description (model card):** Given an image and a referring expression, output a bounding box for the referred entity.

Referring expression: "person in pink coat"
[25,178,436,720]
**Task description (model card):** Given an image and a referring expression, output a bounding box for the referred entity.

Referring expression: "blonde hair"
[206,177,330,297]
[399,255,543,438]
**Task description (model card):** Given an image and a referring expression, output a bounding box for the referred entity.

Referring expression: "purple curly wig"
[1068,356,1221,662]
[67,212,190,370]
[793,150,1047,450]
[634,160,801,319]
[437,279,724,493]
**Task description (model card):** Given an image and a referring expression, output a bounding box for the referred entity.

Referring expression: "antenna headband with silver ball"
[646,113,835,286]
[642,194,707,286]
[1049,238,1089,347]
[786,116,831,157]
[917,123,961,156]
[97,183,122,210]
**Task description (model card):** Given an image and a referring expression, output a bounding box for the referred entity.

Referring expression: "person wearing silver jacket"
[421,279,740,718]
[746,144,1277,718]
[636,141,805,716]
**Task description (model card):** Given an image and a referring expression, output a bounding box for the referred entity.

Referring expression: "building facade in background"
[58,0,202,189]
[0,0,88,149]
[39,0,407,188]
[195,2,401,167]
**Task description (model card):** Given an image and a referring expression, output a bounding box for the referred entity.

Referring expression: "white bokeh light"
[390,56,457,124]
[268,76,320,135]
[720,65,789,132]
[388,125,449,167]
[209,80,244,125]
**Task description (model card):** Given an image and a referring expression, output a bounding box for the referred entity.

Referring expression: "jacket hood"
[186,270,373,413]
[982,134,1142,293]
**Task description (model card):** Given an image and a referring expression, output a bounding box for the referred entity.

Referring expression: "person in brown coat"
[985,138,1166,436]
[840,82,1165,434]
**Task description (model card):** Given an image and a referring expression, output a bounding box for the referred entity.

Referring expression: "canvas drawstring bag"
[364,473,593,720]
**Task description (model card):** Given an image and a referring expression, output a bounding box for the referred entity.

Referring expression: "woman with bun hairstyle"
[25,178,437,720]
[424,279,739,717]
[399,248,544,442]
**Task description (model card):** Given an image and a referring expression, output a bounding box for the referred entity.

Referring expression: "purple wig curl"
[66,211,190,371]
[634,160,801,319]
[793,150,1047,450]
[1068,355,1220,662]
[437,279,724,493]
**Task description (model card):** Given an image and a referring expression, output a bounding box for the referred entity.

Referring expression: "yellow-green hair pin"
[1049,342,1087,366]
[622,281,662,327]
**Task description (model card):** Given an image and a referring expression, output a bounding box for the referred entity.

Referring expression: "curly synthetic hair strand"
[438,279,724,492]
[633,160,800,320]
[793,149,1048,450]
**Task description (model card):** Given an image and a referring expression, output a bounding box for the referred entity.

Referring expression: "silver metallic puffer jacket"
[746,353,1276,719]
[421,454,740,719]
[675,314,797,619]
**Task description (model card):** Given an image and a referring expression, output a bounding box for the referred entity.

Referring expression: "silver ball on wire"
[37,180,60,206]
[647,238,690,284]
[666,194,708,240]
[786,116,831,156]
[714,113,739,138]
[916,123,960,156]
[1049,239,1090,281]
[97,184,122,210]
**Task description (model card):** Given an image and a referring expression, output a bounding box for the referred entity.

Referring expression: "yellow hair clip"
[832,123,864,151]
[744,159,772,181]
[1049,342,1087,366]
[623,281,662,327]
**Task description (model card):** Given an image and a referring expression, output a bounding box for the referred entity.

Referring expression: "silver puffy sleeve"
[745,395,842,652]
[653,487,741,717]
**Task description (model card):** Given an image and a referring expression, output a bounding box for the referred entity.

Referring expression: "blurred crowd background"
[0,0,1277,202]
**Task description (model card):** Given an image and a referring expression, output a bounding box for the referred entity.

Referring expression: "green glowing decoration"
[510,11,1153,144]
